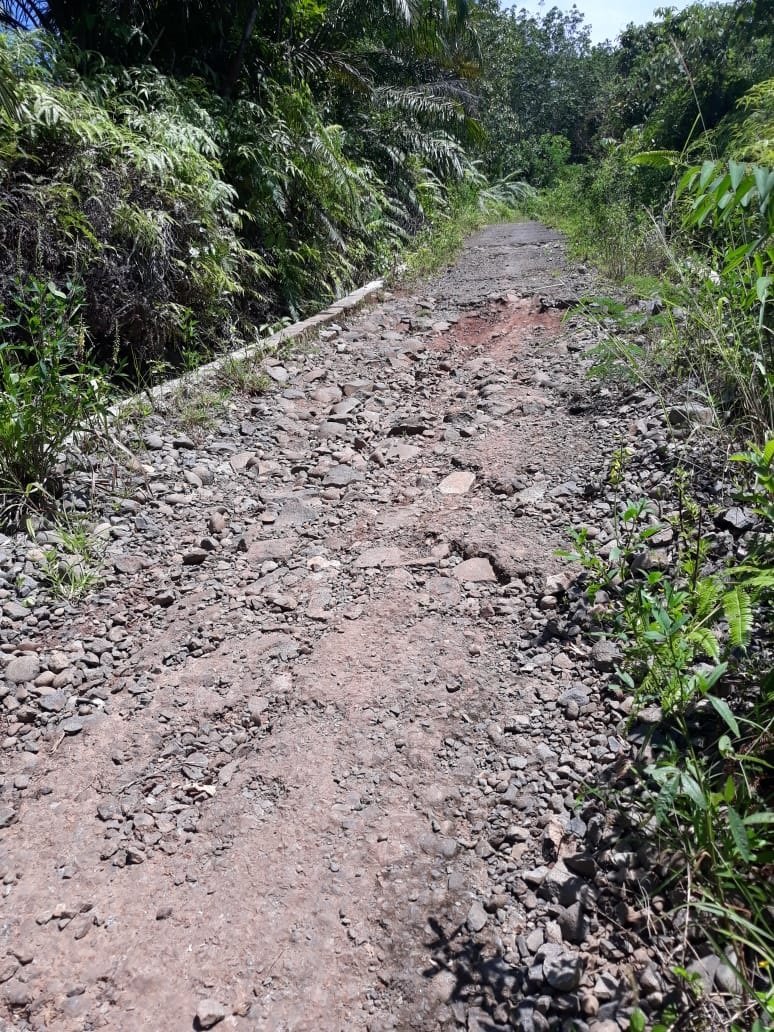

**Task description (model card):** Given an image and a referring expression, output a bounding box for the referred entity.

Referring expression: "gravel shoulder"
[0,223,701,1031]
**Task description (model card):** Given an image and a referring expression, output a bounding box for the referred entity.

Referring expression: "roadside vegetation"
[508,4,773,1029]
[0,1,772,1026]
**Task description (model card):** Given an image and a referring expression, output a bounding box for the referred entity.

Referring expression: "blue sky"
[513,1,703,43]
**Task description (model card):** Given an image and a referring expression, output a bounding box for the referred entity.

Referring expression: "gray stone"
[324,465,364,487]
[719,507,755,534]
[247,697,269,726]
[60,717,84,736]
[354,547,405,569]
[195,998,227,1028]
[452,557,497,583]
[565,854,597,878]
[666,403,714,427]
[5,655,40,684]
[558,902,587,944]
[208,512,227,535]
[714,960,742,995]
[559,686,589,710]
[183,549,208,566]
[513,1001,550,1032]
[113,555,148,575]
[543,949,584,991]
[591,639,620,672]
[467,901,488,933]
[0,806,17,829]
[638,966,661,994]
[38,691,66,713]
[687,954,720,992]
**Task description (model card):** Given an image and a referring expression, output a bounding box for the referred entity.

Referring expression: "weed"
[169,384,232,434]
[0,277,109,525]
[562,450,774,1021]
[403,170,532,278]
[215,355,272,397]
[35,515,108,600]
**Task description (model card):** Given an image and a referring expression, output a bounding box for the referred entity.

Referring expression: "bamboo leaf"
[727,806,752,862]
[706,694,740,737]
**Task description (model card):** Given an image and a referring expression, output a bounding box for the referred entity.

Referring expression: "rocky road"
[0,223,684,1031]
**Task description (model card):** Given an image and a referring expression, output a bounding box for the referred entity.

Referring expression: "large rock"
[354,546,406,569]
[452,557,497,583]
[324,464,364,487]
[542,948,584,991]
[4,654,40,684]
[438,471,476,495]
[666,403,714,427]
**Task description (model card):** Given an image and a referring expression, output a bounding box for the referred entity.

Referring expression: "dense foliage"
[0,0,489,375]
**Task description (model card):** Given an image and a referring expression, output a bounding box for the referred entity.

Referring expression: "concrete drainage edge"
[109,277,386,418]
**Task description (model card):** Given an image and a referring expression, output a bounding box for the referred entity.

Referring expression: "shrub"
[0,32,265,376]
[0,277,108,522]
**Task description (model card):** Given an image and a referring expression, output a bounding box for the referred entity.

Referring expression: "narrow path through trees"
[1,225,662,1032]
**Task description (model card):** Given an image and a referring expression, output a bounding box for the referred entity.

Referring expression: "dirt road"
[0,224,645,1031]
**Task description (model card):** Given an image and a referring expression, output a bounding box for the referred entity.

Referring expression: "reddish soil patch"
[433,295,562,362]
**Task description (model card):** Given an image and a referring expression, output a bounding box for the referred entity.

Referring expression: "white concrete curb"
[109,278,385,417]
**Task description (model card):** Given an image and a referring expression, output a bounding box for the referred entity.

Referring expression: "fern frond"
[723,586,753,649]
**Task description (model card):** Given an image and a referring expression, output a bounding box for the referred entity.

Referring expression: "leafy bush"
[667,158,773,435]
[538,145,670,280]
[0,32,265,375]
[0,277,108,522]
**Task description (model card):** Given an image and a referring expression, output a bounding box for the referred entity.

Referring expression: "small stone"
[60,717,84,736]
[714,960,742,995]
[196,998,227,1028]
[39,691,66,713]
[183,549,208,566]
[559,686,589,710]
[438,471,476,495]
[718,507,755,534]
[666,403,714,427]
[558,902,587,944]
[247,697,269,726]
[4,982,31,1008]
[467,901,488,933]
[324,465,364,488]
[156,906,173,921]
[0,806,17,829]
[687,954,720,992]
[591,639,620,672]
[208,512,227,535]
[541,822,564,863]
[638,966,661,994]
[144,433,164,450]
[565,854,597,878]
[113,555,147,575]
[354,546,405,569]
